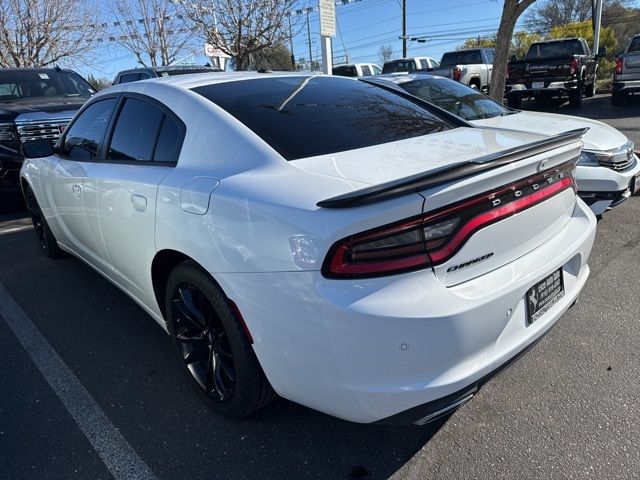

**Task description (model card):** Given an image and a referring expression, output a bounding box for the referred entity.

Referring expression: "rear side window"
[360,65,372,76]
[108,98,164,161]
[419,59,429,69]
[629,37,640,52]
[484,50,494,64]
[192,76,451,160]
[61,98,117,160]
[153,116,183,162]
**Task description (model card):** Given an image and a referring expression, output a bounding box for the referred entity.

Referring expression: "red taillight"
[322,161,576,279]
[570,58,579,75]
[615,57,623,75]
[453,67,462,81]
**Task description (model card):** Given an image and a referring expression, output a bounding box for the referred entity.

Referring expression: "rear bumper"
[612,80,640,94]
[216,199,596,424]
[506,79,579,98]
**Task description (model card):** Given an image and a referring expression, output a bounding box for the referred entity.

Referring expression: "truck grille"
[16,119,70,144]
[595,141,636,172]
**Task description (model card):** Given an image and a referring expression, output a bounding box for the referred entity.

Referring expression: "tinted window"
[153,116,183,162]
[333,66,358,77]
[0,70,94,102]
[192,76,451,160]
[360,65,372,76]
[372,65,382,75]
[108,98,164,161]
[441,50,483,67]
[118,73,140,84]
[525,40,584,60]
[485,50,494,64]
[399,77,510,121]
[61,98,117,160]
[382,60,417,73]
[419,59,429,69]
[629,37,640,52]
[429,59,440,68]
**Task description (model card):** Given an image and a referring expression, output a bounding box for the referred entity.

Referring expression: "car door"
[93,94,185,303]
[47,96,118,265]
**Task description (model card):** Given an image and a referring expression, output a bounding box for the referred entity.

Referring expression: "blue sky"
[82,0,635,80]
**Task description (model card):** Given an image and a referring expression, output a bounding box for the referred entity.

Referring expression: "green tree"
[457,36,497,50]
[511,31,542,59]
[252,45,294,71]
[86,74,112,90]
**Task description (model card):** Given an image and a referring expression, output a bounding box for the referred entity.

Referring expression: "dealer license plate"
[532,81,545,89]
[525,269,564,325]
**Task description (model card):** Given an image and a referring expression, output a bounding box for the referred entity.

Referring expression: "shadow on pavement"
[517,93,640,121]
[0,226,446,480]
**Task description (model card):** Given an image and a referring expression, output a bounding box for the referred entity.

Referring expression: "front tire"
[24,186,65,259]
[585,71,597,98]
[166,261,276,418]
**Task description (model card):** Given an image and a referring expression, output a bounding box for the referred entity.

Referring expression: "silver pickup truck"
[430,48,494,92]
[612,34,640,106]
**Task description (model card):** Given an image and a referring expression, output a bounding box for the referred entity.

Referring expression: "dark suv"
[113,65,223,84]
[0,68,95,208]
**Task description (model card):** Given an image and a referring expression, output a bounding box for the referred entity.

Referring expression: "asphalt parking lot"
[1,93,639,480]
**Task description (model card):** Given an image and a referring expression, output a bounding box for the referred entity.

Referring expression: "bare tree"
[524,0,630,35]
[0,0,100,67]
[182,0,298,71]
[378,44,394,64]
[489,0,537,102]
[111,0,194,67]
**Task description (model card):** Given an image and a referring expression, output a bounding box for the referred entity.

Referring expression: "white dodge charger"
[373,73,640,216]
[20,73,596,424]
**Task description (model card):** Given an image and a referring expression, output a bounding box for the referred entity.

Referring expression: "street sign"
[319,0,336,37]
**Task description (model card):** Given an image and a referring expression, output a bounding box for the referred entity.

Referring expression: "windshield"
[440,50,484,67]
[525,40,584,60]
[397,77,511,121]
[629,37,640,53]
[0,70,95,102]
[192,76,451,160]
[382,60,417,74]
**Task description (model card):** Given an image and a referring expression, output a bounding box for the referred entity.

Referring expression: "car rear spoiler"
[316,128,588,208]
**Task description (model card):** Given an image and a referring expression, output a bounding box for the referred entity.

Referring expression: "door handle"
[72,184,82,198]
[130,193,148,212]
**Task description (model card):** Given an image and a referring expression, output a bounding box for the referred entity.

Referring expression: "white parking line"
[0,282,158,480]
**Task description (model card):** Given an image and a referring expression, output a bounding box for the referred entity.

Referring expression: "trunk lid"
[295,126,583,285]
[509,58,573,83]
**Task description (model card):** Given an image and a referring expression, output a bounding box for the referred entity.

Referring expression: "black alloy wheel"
[25,186,65,258]
[172,284,235,402]
[166,261,276,418]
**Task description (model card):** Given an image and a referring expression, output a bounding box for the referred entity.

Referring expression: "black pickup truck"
[506,37,604,108]
[0,68,94,209]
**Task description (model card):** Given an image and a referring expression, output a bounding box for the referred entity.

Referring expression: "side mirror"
[22,139,56,158]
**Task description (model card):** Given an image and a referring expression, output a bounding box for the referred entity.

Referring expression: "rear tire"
[24,186,65,259]
[507,95,521,109]
[166,261,276,418]
[568,87,583,108]
[585,71,597,98]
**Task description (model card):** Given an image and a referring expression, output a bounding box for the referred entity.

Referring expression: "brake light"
[453,67,462,81]
[615,57,623,75]
[570,58,579,75]
[322,161,576,279]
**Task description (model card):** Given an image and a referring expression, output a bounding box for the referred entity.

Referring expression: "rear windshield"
[0,70,95,102]
[525,40,584,60]
[382,60,417,73]
[440,50,484,67]
[333,66,358,77]
[629,37,640,53]
[192,76,451,160]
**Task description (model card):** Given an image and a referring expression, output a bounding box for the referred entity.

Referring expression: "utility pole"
[592,0,603,54]
[307,12,313,66]
[288,16,295,69]
[402,0,407,57]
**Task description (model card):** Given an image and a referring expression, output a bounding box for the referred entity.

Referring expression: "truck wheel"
[568,89,583,107]
[585,71,596,98]
[507,96,521,109]
[611,91,626,107]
